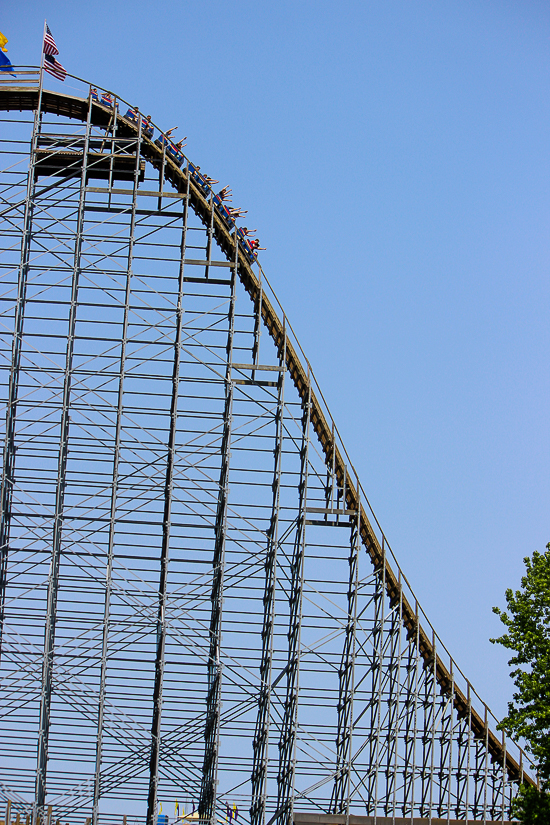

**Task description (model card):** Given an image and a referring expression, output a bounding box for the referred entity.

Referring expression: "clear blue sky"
[3,0,549,722]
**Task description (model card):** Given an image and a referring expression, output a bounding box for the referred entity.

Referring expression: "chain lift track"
[0,73,534,825]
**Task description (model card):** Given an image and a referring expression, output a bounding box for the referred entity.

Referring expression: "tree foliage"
[509,783,550,824]
[491,543,550,822]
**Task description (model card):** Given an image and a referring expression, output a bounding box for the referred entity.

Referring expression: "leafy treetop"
[491,544,550,781]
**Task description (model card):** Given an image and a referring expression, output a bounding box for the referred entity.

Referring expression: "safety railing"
[0,66,40,85]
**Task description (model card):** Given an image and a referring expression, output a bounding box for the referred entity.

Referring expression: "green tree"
[491,543,550,823]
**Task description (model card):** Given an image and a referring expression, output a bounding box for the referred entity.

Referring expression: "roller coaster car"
[236,227,256,263]
[91,90,119,111]
[214,202,235,229]
[101,94,118,111]
[155,135,184,167]
[141,121,154,139]
[243,242,257,264]
[188,162,211,197]
[122,108,153,139]
[124,107,139,124]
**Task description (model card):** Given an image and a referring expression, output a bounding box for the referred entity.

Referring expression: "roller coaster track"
[0,73,534,825]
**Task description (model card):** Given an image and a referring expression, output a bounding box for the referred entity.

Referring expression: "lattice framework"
[0,70,531,825]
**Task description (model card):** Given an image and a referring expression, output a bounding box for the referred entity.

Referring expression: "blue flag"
[0,50,15,75]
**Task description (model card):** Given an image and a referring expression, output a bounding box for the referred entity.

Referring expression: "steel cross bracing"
[0,74,533,825]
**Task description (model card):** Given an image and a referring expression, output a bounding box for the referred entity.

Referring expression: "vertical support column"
[330,490,359,815]
[383,603,401,815]
[488,736,503,820]
[389,574,404,818]
[419,633,437,818]
[198,231,238,824]
[104,94,119,202]
[251,279,263,380]
[0,91,43,662]
[454,702,470,818]
[145,144,191,825]
[490,737,503,820]
[437,658,454,818]
[483,705,490,822]
[34,99,94,824]
[402,601,420,818]
[249,328,287,825]
[205,193,214,279]
[93,103,147,825]
[500,731,508,822]
[463,683,472,821]
[324,423,336,513]
[365,539,386,816]
[428,634,438,818]
[157,129,166,211]
[275,380,312,825]
[472,734,485,818]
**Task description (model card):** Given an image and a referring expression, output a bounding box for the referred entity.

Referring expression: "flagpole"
[37,20,46,104]
[33,19,47,129]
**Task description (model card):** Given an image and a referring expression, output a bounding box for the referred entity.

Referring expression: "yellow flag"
[0,32,8,53]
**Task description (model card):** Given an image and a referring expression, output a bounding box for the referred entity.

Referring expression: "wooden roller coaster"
[0,73,534,825]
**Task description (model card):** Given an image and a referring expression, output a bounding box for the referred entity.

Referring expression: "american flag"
[43,24,59,56]
[44,53,66,81]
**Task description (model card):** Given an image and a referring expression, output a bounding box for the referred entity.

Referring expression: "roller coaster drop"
[0,68,533,825]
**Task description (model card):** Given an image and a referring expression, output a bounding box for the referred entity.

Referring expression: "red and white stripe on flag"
[44,54,66,81]
[43,24,59,56]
